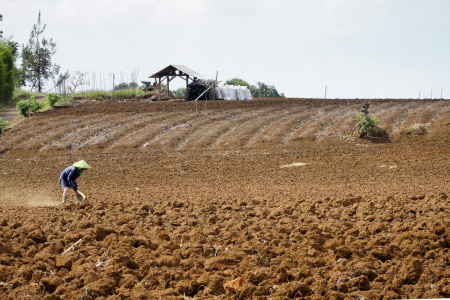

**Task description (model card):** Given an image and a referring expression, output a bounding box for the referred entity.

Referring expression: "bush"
[114,82,129,90]
[0,117,8,133]
[46,93,61,107]
[351,103,382,138]
[16,96,44,117]
[249,82,285,98]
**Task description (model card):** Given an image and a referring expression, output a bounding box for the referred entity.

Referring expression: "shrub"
[249,82,285,98]
[16,96,44,117]
[351,103,382,138]
[0,117,8,133]
[114,82,129,90]
[46,93,61,107]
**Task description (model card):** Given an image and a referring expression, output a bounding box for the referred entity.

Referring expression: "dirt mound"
[0,98,449,298]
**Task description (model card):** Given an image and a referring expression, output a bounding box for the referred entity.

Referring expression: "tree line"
[1,11,285,105]
[225,78,285,98]
[0,11,62,104]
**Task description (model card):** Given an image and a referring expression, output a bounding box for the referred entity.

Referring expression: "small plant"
[45,93,61,107]
[0,117,9,134]
[351,103,382,138]
[16,96,44,117]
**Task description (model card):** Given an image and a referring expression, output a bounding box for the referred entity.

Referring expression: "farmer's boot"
[62,195,67,204]
[76,194,83,203]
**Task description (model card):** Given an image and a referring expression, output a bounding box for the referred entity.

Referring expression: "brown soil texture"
[0,98,449,299]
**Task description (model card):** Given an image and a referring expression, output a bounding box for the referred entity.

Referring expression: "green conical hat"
[73,160,91,170]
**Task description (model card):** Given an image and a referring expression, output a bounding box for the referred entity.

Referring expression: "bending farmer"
[59,160,91,204]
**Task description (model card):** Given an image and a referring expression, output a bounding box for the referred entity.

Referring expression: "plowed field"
[0,98,449,299]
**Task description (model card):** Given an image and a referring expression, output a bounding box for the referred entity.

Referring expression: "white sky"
[2,0,449,98]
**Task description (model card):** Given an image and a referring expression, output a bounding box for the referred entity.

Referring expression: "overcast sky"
[2,0,449,98]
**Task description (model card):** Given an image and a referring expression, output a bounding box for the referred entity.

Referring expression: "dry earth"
[0,98,449,299]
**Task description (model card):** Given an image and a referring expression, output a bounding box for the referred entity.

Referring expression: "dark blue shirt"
[59,166,80,189]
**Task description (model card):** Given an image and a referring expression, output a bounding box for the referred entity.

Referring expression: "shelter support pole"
[167,76,170,98]
[158,76,161,101]
[186,76,189,100]
[213,71,218,100]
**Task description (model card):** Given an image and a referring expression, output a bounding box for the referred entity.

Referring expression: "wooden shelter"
[149,65,204,100]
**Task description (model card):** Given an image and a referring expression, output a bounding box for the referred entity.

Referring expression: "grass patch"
[13,90,43,102]
[1,90,43,110]
[71,88,145,101]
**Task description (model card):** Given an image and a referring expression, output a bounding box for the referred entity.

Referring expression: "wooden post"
[167,76,170,99]
[212,71,218,100]
[186,76,189,100]
[158,76,161,101]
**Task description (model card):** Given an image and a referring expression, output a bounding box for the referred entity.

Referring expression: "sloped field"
[0,98,449,299]
[2,99,449,155]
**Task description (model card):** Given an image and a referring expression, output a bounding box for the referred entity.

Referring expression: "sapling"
[351,103,382,138]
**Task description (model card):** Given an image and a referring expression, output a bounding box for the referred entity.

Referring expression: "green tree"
[114,82,129,90]
[0,39,18,102]
[0,14,3,38]
[172,87,186,97]
[249,82,285,98]
[225,78,250,87]
[21,11,56,92]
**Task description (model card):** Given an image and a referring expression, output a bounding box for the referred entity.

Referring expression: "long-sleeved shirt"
[59,166,80,189]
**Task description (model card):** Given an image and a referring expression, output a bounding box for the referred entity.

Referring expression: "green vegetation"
[249,82,285,98]
[20,11,56,92]
[16,96,44,117]
[45,92,61,107]
[225,78,285,97]
[0,39,18,103]
[225,78,250,87]
[71,88,144,100]
[0,117,8,133]
[114,82,138,91]
[351,103,382,138]
[172,87,186,98]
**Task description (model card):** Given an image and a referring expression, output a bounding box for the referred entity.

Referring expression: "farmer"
[59,160,91,204]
